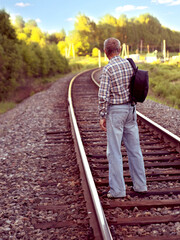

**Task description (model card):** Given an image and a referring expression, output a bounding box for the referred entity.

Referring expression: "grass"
[0,101,17,114]
[69,56,108,71]
[138,62,180,109]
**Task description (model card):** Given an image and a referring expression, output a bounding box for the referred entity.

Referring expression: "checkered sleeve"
[98,67,111,119]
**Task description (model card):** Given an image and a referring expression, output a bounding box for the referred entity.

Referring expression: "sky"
[1,0,180,34]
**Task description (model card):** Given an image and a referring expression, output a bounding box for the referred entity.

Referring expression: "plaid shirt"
[98,55,133,118]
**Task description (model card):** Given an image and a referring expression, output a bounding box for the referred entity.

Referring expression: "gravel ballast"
[0,74,92,240]
[0,72,179,239]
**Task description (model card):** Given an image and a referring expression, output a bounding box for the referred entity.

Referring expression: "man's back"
[99,56,133,107]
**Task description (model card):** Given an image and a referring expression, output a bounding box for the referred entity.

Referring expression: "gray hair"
[104,38,121,57]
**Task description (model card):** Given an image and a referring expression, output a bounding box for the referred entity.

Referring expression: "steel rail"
[91,69,180,153]
[68,69,113,240]
[91,68,101,87]
[137,111,180,152]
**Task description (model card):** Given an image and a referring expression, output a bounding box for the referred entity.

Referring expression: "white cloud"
[152,0,180,5]
[152,0,173,3]
[35,18,41,23]
[136,6,149,10]
[115,5,148,13]
[66,18,75,22]
[15,2,30,7]
[169,0,180,5]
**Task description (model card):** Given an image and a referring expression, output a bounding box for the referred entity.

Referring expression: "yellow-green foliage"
[138,62,180,108]
[0,10,70,101]
[0,101,16,114]
[92,48,99,57]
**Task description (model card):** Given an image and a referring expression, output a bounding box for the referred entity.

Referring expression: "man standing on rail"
[98,37,147,198]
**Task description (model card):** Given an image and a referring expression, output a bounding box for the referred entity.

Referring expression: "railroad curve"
[70,69,180,240]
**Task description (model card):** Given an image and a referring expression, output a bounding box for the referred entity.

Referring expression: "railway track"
[69,69,180,239]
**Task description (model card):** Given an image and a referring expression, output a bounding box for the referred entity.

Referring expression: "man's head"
[104,38,121,59]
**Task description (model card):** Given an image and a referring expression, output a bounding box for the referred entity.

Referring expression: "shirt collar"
[109,55,121,62]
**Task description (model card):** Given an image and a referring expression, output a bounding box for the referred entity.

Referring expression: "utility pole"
[127,45,129,57]
[140,40,143,54]
[121,43,127,58]
[147,45,150,54]
[163,40,166,61]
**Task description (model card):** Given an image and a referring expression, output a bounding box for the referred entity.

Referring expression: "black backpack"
[127,58,149,104]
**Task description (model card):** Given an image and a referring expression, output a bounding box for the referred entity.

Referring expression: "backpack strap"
[127,58,138,74]
[127,58,137,106]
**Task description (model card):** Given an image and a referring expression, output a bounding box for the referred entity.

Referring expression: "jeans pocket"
[111,110,129,128]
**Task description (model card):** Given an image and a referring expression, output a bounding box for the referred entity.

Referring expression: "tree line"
[1,9,180,101]
[10,10,180,58]
[68,13,180,56]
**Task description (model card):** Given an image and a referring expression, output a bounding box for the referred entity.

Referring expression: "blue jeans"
[106,104,147,197]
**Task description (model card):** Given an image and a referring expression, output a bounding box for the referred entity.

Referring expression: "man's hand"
[100,118,106,132]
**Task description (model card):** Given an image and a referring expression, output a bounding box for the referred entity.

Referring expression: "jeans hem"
[133,186,147,192]
[109,190,126,198]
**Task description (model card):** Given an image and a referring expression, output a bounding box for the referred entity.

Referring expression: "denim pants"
[106,104,147,197]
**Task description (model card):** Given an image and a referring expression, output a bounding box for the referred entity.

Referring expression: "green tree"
[0,10,23,100]
[100,14,117,26]
[0,10,16,40]
[0,10,70,101]
[57,40,67,56]
[73,14,96,55]
[25,19,38,29]
[136,14,162,47]
[47,29,66,44]
[30,27,43,43]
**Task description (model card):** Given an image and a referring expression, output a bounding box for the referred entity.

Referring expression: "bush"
[0,101,16,114]
[92,47,99,57]
[70,63,83,72]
